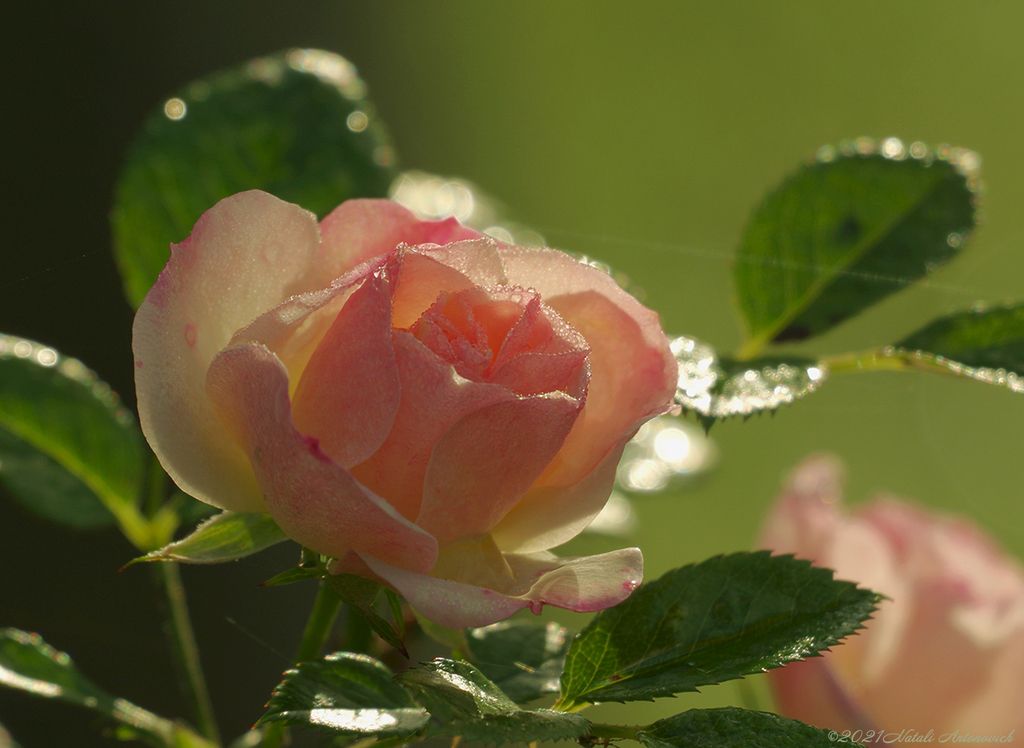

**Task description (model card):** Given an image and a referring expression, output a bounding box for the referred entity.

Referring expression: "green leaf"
[398,659,590,743]
[637,707,861,748]
[464,621,571,704]
[131,510,288,565]
[261,565,324,587]
[113,48,397,308]
[0,428,112,529]
[326,574,407,656]
[0,628,214,748]
[894,303,1024,391]
[672,336,827,430]
[735,140,978,357]
[258,652,428,737]
[557,552,880,708]
[0,335,154,549]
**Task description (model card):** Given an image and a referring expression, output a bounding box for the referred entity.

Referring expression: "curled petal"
[291,273,400,467]
[133,191,323,511]
[359,547,643,629]
[205,343,437,573]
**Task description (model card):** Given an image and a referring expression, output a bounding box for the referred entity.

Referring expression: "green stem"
[589,723,643,742]
[151,561,221,746]
[261,576,342,748]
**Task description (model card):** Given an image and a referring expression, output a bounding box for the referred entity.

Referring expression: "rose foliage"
[761,455,1024,738]
[132,191,678,627]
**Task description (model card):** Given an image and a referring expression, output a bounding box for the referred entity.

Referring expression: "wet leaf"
[894,303,1024,391]
[557,552,880,708]
[464,621,571,704]
[735,140,978,356]
[671,336,827,430]
[638,707,860,748]
[398,659,589,743]
[258,652,427,737]
[0,335,153,549]
[113,48,397,308]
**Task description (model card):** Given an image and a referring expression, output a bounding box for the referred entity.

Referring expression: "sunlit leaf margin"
[637,707,864,748]
[0,628,214,748]
[735,138,979,358]
[557,552,880,709]
[0,335,162,549]
[672,335,827,430]
[113,48,397,308]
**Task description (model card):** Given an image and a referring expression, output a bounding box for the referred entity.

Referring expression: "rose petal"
[291,273,400,467]
[133,191,324,511]
[490,430,627,553]
[418,393,583,546]
[205,343,437,573]
[318,199,481,285]
[350,331,515,520]
[358,546,643,629]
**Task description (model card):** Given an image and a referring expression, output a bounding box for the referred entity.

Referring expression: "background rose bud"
[133,190,677,628]
[760,455,1024,737]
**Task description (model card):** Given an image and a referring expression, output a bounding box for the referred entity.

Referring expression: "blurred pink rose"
[134,191,677,628]
[760,455,1024,738]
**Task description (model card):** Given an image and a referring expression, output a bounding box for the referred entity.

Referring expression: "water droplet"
[881,137,906,160]
[163,98,186,120]
[346,110,368,132]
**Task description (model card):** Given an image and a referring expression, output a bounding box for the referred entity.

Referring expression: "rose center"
[410,287,549,382]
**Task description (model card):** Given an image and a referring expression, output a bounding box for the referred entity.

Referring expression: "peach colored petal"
[350,332,515,520]
[318,199,481,285]
[291,273,400,467]
[490,430,627,553]
[417,393,584,546]
[358,546,643,629]
[205,343,437,573]
[390,250,478,329]
[540,290,676,488]
[133,191,324,511]
[769,654,878,734]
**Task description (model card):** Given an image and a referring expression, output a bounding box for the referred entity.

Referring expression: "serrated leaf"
[557,552,880,708]
[0,335,154,549]
[132,511,288,565]
[112,48,397,308]
[637,707,860,748]
[0,628,213,748]
[672,336,827,429]
[326,574,407,656]
[735,142,978,357]
[465,621,571,704]
[893,304,1024,392]
[258,652,427,737]
[398,659,589,743]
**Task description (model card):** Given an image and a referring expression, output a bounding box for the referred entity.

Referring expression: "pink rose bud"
[759,455,1024,738]
[133,191,677,628]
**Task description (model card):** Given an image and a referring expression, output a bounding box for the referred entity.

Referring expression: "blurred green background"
[3,1,1024,745]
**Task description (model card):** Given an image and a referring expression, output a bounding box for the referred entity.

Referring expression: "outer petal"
[359,547,643,629]
[133,190,324,511]
[291,273,400,468]
[205,343,437,573]
[318,199,482,285]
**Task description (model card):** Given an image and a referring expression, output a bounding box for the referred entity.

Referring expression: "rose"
[133,190,677,628]
[759,455,1024,737]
